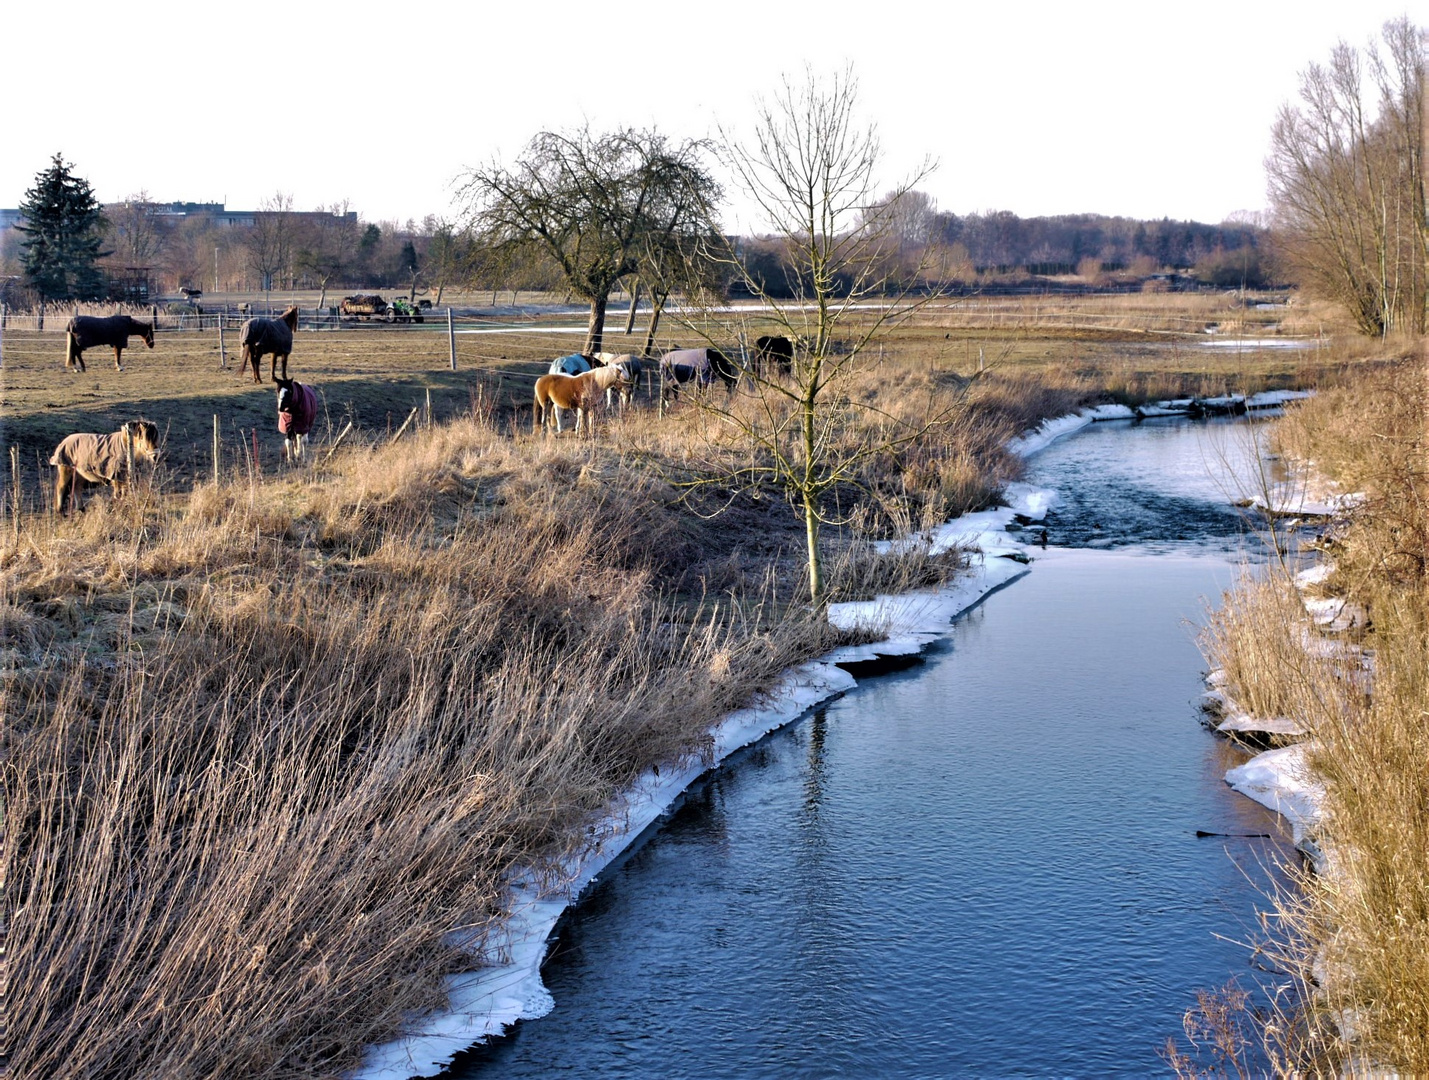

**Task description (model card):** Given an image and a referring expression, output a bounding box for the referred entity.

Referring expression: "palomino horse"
[275,378,318,462]
[50,420,159,514]
[64,315,155,372]
[534,367,630,435]
[240,306,300,383]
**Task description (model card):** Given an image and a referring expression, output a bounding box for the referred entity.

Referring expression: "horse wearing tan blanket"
[50,420,159,514]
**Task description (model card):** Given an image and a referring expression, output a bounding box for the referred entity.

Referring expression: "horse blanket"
[50,431,143,484]
[66,314,149,350]
[241,314,294,357]
[550,353,592,376]
[278,381,318,436]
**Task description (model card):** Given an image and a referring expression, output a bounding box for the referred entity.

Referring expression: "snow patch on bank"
[1224,744,1323,846]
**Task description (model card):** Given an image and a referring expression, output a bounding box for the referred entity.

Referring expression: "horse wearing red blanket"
[276,377,318,461]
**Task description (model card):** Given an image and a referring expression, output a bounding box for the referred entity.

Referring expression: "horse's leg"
[113,344,124,371]
[55,466,70,514]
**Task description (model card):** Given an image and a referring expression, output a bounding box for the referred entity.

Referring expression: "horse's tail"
[533,384,542,433]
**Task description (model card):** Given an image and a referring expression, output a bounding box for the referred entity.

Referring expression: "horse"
[534,367,629,436]
[659,347,741,401]
[240,306,299,383]
[50,420,159,514]
[275,377,318,462]
[548,353,592,376]
[64,315,154,372]
[603,354,643,408]
[754,334,794,376]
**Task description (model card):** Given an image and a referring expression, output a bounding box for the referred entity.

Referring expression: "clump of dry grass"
[1186,349,1429,1073]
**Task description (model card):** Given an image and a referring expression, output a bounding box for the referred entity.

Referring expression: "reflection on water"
[453,418,1293,1078]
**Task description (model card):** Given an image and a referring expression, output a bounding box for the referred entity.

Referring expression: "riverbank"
[1192,351,1428,1071]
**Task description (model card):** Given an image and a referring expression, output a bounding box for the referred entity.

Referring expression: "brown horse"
[534,368,629,435]
[240,306,300,383]
[50,420,159,514]
[64,315,155,372]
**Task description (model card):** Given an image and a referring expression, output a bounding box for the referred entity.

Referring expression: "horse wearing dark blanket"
[659,347,741,401]
[240,306,300,383]
[64,315,154,372]
[275,377,318,461]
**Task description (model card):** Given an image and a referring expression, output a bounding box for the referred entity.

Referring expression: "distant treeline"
[935,211,1261,274]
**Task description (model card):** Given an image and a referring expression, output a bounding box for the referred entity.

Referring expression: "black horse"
[753,334,794,376]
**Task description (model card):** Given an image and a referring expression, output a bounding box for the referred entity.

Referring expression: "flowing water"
[454,417,1293,1078]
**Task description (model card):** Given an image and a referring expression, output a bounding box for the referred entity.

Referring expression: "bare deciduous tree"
[248,191,295,294]
[105,191,167,271]
[677,67,960,603]
[1267,18,1426,336]
[458,127,721,354]
[295,201,359,311]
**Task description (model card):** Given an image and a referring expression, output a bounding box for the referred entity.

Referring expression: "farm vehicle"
[339,294,428,323]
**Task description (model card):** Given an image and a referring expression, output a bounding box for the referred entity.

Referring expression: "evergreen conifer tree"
[17,154,110,301]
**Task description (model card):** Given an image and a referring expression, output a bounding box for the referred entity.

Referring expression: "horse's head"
[137,320,155,348]
[275,378,296,414]
[280,306,300,330]
[123,420,160,462]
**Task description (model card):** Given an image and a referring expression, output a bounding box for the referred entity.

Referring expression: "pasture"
[1,289,1353,504]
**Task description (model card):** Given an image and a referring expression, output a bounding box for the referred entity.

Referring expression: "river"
[452,416,1293,1078]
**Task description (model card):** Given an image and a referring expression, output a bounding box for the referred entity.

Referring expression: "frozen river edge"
[351,401,1297,1080]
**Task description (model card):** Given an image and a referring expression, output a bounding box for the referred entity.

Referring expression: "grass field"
[0,289,1364,502]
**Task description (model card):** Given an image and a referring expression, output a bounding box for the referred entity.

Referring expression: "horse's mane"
[279,306,299,330]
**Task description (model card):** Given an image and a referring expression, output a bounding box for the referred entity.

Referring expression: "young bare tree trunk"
[641,291,667,357]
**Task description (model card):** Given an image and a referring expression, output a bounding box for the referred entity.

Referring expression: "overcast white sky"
[4,1,1419,231]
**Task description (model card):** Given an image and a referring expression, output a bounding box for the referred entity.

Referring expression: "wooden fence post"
[218,322,227,369]
[10,445,20,534]
[447,307,456,371]
[213,415,220,485]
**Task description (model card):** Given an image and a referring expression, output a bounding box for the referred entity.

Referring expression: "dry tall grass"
[1190,351,1429,1072]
